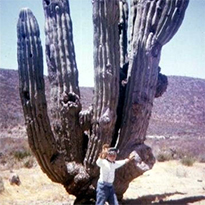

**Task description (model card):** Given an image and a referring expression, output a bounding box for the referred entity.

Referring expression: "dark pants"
[96,181,119,205]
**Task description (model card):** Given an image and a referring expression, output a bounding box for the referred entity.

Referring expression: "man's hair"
[107,147,118,155]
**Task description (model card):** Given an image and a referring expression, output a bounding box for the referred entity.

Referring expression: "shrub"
[157,152,172,162]
[180,156,195,166]
[13,149,32,161]
[198,155,205,163]
[24,158,35,168]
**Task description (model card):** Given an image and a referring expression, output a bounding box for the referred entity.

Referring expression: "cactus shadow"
[121,192,205,205]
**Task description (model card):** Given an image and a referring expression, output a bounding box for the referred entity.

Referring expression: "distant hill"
[0,68,205,138]
[148,76,205,137]
[0,69,24,129]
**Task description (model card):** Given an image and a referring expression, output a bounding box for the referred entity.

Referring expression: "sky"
[0,0,204,87]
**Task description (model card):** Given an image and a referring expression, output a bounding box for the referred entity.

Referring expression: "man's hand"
[129,151,142,163]
[128,152,136,161]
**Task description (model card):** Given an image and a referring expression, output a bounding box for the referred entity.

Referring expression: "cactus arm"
[17,7,92,197]
[84,0,120,167]
[118,0,189,148]
[156,0,189,45]
[43,0,80,114]
[43,0,79,96]
[17,8,68,183]
[42,0,84,162]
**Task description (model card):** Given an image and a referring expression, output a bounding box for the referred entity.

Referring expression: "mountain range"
[0,68,204,139]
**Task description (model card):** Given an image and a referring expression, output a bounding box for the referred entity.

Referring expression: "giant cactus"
[17,0,189,203]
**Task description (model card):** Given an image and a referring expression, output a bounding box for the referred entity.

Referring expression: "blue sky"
[0,0,204,86]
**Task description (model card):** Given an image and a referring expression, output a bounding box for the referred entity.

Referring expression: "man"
[96,145,136,205]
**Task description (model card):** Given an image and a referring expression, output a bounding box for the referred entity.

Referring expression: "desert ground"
[1,155,205,204]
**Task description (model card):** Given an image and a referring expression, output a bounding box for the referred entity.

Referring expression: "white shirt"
[96,158,128,183]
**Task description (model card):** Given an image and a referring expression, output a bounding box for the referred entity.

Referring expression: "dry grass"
[0,166,75,205]
[146,136,205,163]
[180,156,196,166]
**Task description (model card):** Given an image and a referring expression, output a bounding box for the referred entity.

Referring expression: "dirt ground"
[0,161,205,205]
[123,161,205,204]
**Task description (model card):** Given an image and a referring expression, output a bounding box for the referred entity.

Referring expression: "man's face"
[107,153,117,162]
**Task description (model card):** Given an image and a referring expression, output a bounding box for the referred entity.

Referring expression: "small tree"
[17,0,189,203]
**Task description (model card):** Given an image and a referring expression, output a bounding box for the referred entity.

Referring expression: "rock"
[9,171,21,186]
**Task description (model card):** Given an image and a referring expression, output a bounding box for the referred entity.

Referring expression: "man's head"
[107,147,118,162]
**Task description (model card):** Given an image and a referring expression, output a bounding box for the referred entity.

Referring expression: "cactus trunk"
[84,0,120,171]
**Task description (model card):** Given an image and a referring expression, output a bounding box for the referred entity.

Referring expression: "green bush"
[157,152,172,162]
[13,150,32,161]
[180,156,195,166]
